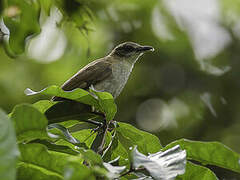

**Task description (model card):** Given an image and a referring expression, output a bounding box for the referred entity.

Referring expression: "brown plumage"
[52,42,154,101]
[52,58,112,101]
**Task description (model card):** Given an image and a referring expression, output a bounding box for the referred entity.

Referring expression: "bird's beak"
[136,45,154,52]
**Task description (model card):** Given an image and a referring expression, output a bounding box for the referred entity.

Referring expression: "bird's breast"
[93,60,133,98]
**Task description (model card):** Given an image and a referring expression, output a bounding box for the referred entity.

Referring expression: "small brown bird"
[52,42,154,101]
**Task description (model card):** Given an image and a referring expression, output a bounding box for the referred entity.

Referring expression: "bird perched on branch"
[52,42,154,101]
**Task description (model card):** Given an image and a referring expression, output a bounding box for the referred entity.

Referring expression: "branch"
[97,120,109,155]
[119,167,145,178]
[90,117,109,154]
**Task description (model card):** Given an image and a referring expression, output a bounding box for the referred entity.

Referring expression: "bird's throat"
[93,58,135,98]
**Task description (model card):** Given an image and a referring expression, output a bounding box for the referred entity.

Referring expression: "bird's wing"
[52,58,112,101]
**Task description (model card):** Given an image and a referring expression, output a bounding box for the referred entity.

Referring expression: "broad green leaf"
[77,148,103,166]
[178,162,217,180]
[35,139,79,156]
[91,166,109,179]
[113,132,132,166]
[26,85,117,122]
[131,145,186,180]
[90,130,106,154]
[0,108,19,180]
[102,131,119,161]
[11,104,49,142]
[116,122,162,154]
[3,0,40,54]
[90,130,114,155]
[165,139,240,173]
[57,138,103,165]
[91,89,117,122]
[34,100,95,127]
[109,139,129,166]
[68,122,97,131]
[64,161,95,180]
[18,143,78,180]
[17,165,63,180]
[56,129,97,149]
[48,124,80,144]
[48,123,89,149]
[102,132,129,166]
[116,131,132,152]
[43,100,102,125]
[33,100,56,114]
[25,85,99,108]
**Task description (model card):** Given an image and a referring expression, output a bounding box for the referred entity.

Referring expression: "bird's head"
[110,42,154,63]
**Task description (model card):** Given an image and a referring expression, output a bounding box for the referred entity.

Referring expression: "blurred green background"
[1,0,240,178]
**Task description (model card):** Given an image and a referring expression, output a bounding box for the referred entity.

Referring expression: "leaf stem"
[97,119,109,155]
[119,167,145,178]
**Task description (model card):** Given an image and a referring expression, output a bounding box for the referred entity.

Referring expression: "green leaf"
[91,89,117,122]
[56,140,103,166]
[17,143,77,180]
[11,104,49,142]
[56,131,102,165]
[64,161,95,180]
[102,131,129,166]
[165,139,240,173]
[25,85,99,108]
[33,100,56,114]
[47,124,80,144]
[3,0,41,54]
[44,100,102,125]
[17,165,63,180]
[109,139,129,166]
[102,131,118,161]
[26,85,118,122]
[178,162,217,180]
[47,123,89,149]
[68,121,97,131]
[56,129,97,149]
[77,148,103,166]
[91,166,109,179]
[34,139,79,156]
[90,130,106,154]
[0,108,19,180]
[18,143,103,180]
[115,132,133,158]
[116,122,162,154]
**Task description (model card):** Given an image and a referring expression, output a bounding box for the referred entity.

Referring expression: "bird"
[52,42,154,101]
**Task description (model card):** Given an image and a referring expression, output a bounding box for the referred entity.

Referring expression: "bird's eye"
[114,44,136,57]
[122,45,135,52]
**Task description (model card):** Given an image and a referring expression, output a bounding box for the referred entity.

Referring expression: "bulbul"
[52,42,154,101]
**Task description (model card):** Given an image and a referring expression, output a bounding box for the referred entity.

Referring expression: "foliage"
[0,86,240,179]
[1,0,240,179]
[0,109,19,180]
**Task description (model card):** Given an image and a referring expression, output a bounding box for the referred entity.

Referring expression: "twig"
[101,130,116,158]
[119,167,145,178]
[119,169,134,178]
[97,120,109,155]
